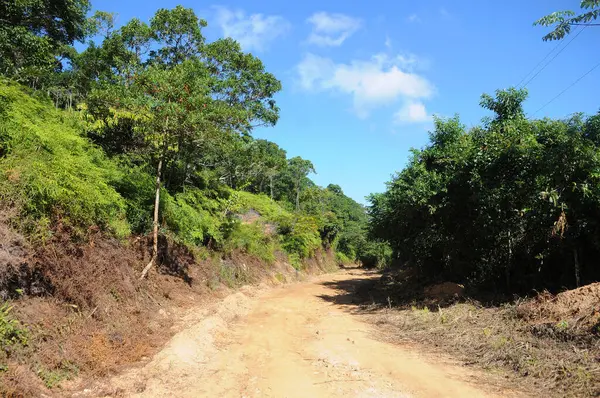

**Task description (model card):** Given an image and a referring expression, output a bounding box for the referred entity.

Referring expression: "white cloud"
[296,52,434,118]
[385,36,392,49]
[408,14,421,23]
[214,7,290,52]
[306,12,361,47]
[394,101,430,124]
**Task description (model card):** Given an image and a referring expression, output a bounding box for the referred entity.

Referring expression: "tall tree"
[287,157,316,211]
[80,7,282,278]
[0,0,91,88]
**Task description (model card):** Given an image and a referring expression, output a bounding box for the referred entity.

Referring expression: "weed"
[37,363,77,389]
[0,81,129,239]
[555,320,569,331]
[0,303,28,349]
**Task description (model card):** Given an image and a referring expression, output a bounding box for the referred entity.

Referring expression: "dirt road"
[86,270,518,398]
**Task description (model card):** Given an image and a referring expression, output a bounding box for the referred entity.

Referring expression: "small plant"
[37,364,77,389]
[410,305,430,316]
[287,253,302,270]
[555,320,569,331]
[439,313,449,324]
[223,222,277,264]
[0,303,28,349]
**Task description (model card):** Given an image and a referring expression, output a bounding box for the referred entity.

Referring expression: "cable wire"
[515,39,564,88]
[520,26,587,89]
[532,60,600,116]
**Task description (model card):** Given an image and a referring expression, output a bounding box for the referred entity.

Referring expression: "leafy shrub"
[222,221,276,264]
[0,81,129,238]
[279,215,321,259]
[161,192,215,246]
[0,303,27,351]
[112,163,155,234]
[236,191,288,222]
[335,251,352,265]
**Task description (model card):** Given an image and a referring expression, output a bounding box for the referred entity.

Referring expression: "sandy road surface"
[82,270,520,398]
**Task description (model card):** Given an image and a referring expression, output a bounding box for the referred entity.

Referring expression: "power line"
[520,26,587,89]
[515,39,564,88]
[532,60,600,116]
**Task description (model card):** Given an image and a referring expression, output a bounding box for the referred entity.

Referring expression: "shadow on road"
[316,269,482,313]
[316,271,387,313]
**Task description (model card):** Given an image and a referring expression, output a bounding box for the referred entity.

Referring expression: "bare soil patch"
[0,217,336,396]
[325,269,600,397]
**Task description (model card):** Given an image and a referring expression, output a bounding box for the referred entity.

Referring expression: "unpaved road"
[83,270,519,398]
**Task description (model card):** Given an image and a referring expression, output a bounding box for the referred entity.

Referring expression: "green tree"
[79,7,282,278]
[369,87,600,291]
[252,140,287,199]
[535,0,600,41]
[286,157,316,211]
[0,0,91,88]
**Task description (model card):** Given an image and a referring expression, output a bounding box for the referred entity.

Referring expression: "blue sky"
[94,0,599,204]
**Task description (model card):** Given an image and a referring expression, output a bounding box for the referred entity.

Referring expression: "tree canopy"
[535,0,600,41]
[368,88,600,291]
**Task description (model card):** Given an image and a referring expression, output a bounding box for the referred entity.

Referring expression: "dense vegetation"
[369,88,600,292]
[368,1,600,293]
[0,1,386,276]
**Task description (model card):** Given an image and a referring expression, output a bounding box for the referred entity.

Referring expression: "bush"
[279,215,322,259]
[0,81,129,239]
[236,191,289,223]
[0,303,28,363]
[335,251,352,265]
[112,163,155,234]
[222,221,276,264]
[161,189,224,247]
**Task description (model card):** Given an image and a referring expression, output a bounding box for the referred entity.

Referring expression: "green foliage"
[369,88,600,291]
[236,191,289,223]
[0,0,91,88]
[0,80,129,238]
[335,251,352,265]
[37,362,78,389]
[535,0,600,41]
[160,187,231,247]
[279,215,322,259]
[222,222,276,264]
[0,2,377,276]
[112,163,155,233]
[0,303,28,350]
[357,240,393,269]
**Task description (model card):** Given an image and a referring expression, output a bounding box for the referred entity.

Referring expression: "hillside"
[0,79,372,394]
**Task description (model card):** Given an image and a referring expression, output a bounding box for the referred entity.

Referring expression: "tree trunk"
[506,230,512,290]
[140,156,163,280]
[269,175,274,200]
[295,182,300,211]
[573,247,580,288]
